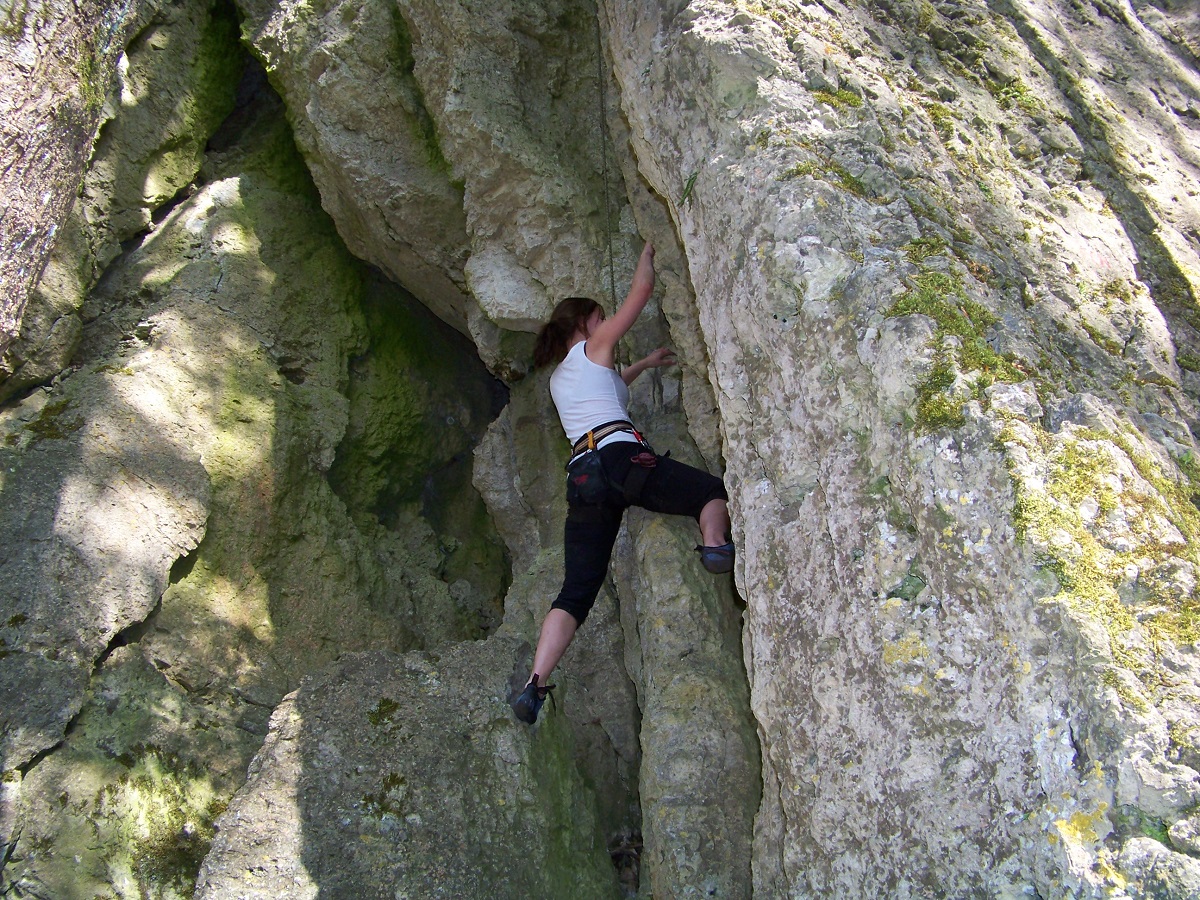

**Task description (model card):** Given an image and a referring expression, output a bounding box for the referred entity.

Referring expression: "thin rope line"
[594,9,618,310]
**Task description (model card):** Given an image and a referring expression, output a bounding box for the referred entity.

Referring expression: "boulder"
[194,642,621,900]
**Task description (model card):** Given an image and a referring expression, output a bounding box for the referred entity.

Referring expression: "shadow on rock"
[195,639,623,899]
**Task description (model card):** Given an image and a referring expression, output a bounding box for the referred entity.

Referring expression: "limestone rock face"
[235,0,473,336]
[0,0,158,354]
[392,0,617,356]
[0,66,506,898]
[614,514,759,899]
[236,0,643,379]
[1,0,244,402]
[602,0,1200,895]
[7,0,1200,898]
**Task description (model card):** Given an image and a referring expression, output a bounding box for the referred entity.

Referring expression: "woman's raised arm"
[583,242,655,368]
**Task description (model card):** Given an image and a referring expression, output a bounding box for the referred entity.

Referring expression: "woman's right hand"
[631,242,655,295]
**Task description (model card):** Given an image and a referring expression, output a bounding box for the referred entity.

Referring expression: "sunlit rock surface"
[0,61,505,898]
[4,0,1200,897]
[0,0,160,352]
[603,0,1200,895]
[1,0,242,402]
[234,0,474,337]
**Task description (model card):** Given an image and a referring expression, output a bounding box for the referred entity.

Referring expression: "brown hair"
[533,296,601,368]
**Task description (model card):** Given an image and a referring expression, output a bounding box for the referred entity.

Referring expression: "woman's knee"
[550,594,594,626]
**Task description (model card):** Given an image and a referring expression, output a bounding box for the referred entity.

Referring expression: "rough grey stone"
[604,0,1200,895]
[1119,837,1200,900]
[194,643,621,900]
[0,0,159,354]
[1,73,507,899]
[1,0,243,402]
[234,0,475,336]
[0,391,211,772]
[615,515,759,900]
[7,0,1200,898]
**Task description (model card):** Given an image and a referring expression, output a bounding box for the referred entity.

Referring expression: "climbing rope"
[593,9,618,310]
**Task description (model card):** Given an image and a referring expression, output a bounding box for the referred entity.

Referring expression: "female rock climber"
[511,241,734,725]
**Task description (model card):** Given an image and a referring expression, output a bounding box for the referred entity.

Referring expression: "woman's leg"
[630,454,733,571]
[529,609,579,685]
[632,453,730,547]
[525,506,623,686]
[699,497,730,547]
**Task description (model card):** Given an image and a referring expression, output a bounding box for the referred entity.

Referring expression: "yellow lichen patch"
[882,631,929,665]
[1097,852,1128,890]
[885,267,1023,432]
[1102,669,1149,712]
[1053,803,1110,847]
[998,636,1033,676]
[97,747,224,893]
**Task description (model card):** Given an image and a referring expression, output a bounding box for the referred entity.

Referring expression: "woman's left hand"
[621,347,677,385]
[643,347,676,368]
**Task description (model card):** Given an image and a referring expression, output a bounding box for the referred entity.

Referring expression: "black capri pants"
[551,440,728,625]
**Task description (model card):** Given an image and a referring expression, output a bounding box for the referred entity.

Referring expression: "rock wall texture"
[195,642,622,900]
[4,0,1200,898]
[598,1,1200,896]
[0,0,160,355]
[0,10,507,896]
[1,0,243,403]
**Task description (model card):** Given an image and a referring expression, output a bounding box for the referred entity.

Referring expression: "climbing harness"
[565,419,662,508]
[565,420,630,506]
[570,419,639,457]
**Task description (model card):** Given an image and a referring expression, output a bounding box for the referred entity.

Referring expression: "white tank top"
[549,342,639,449]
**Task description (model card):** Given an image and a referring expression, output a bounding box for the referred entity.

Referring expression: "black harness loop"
[622,453,656,505]
[567,421,664,508]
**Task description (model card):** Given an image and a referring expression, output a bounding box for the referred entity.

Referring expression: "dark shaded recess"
[169,546,199,584]
[95,598,163,668]
[332,265,509,518]
[204,32,271,158]
[330,265,511,628]
[609,830,642,896]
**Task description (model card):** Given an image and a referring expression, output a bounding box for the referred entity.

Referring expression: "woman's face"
[583,306,605,335]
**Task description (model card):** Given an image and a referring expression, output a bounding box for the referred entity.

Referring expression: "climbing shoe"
[696,542,735,574]
[510,674,555,725]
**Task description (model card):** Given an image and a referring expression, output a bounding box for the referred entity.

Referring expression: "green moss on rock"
[813,88,863,110]
[1003,422,1200,691]
[22,398,84,441]
[886,265,1022,432]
